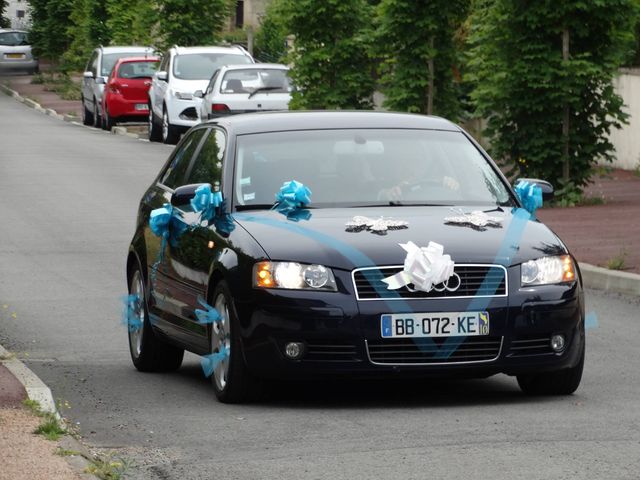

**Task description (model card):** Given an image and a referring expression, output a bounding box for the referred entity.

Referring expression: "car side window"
[206,70,220,95]
[91,53,99,77]
[183,128,226,188]
[85,51,95,73]
[160,129,207,189]
[159,51,169,72]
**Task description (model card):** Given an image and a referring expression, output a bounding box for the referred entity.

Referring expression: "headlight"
[521,255,576,286]
[253,261,337,291]
[174,91,193,100]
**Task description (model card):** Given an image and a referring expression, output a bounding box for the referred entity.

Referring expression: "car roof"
[206,111,460,135]
[173,46,249,56]
[221,63,288,72]
[115,56,160,63]
[100,46,153,54]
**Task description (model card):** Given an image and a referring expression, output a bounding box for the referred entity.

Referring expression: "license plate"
[135,103,148,111]
[6,53,25,59]
[381,312,490,338]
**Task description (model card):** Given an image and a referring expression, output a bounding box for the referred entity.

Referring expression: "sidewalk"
[0,365,84,480]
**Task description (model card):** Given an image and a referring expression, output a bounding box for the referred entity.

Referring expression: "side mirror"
[155,71,168,82]
[516,178,554,202]
[193,90,204,99]
[95,76,106,85]
[171,183,205,207]
[83,71,94,79]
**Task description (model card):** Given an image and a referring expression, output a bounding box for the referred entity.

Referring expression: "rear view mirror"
[193,90,204,99]
[95,77,106,85]
[155,71,168,82]
[516,178,554,202]
[171,183,205,207]
[83,71,94,79]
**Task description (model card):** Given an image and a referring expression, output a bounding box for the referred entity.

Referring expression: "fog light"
[284,342,304,359]
[551,334,566,352]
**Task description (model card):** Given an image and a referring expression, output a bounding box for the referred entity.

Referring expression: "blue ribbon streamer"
[194,297,222,324]
[515,181,543,215]
[121,293,143,333]
[274,180,312,215]
[191,184,223,224]
[201,346,229,378]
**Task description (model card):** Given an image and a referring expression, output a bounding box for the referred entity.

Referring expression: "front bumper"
[235,269,584,380]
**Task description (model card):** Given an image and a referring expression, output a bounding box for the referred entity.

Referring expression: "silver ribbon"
[382,241,457,293]
[346,215,408,234]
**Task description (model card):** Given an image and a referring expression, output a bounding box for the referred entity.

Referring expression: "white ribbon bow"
[382,241,456,293]
[444,210,502,228]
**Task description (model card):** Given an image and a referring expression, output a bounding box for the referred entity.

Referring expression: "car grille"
[366,336,502,364]
[352,265,507,300]
[508,336,554,356]
[305,340,358,362]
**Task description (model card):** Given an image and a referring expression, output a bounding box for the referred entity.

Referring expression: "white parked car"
[81,45,154,128]
[148,45,254,144]
[0,29,38,74]
[195,63,292,121]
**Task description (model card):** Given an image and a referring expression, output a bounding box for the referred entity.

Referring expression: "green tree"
[376,0,469,120]
[0,0,10,28]
[28,0,74,63]
[157,0,232,49]
[106,0,158,47]
[467,0,638,197]
[63,0,111,70]
[253,0,289,63]
[282,0,375,109]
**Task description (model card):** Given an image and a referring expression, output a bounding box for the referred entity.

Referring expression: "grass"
[22,399,67,441]
[85,454,134,480]
[55,447,81,457]
[31,72,82,101]
[634,163,640,178]
[606,250,628,271]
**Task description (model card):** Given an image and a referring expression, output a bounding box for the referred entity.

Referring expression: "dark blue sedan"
[126,111,585,403]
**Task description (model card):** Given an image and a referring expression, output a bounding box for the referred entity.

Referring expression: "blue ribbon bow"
[191,184,223,224]
[194,297,222,324]
[201,346,229,378]
[121,293,143,333]
[274,180,312,213]
[515,181,543,215]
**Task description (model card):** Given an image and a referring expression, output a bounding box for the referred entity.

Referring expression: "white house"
[4,0,30,30]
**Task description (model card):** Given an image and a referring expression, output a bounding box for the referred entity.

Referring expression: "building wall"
[608,69,640,170]
[228,0,271,30]
[5,0,30,30]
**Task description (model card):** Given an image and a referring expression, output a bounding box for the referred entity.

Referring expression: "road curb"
[581,263,640,297]
[0,344,58,416]
[0,81,147,137]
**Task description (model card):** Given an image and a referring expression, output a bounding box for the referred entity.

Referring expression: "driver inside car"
[378,154,460,201]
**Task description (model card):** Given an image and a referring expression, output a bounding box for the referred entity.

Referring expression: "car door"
[145,128,208,345]
[82,50,97,109]
[152,51,170,118]
[163,127,228,351]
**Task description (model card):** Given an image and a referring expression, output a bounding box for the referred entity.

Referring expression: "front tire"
[517,337,585,395]
[209,281,260,403]
[148,102,162,142]
[92,98,102,129]
[127,265,184,372]
[81,96,93,126]
[162,107,180,144]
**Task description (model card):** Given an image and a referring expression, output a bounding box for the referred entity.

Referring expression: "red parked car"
[101,56,159,131]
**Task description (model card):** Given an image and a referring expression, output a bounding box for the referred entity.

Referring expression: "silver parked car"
[81,45,154,128]
[0,29,38,74]
[195,63,292,121]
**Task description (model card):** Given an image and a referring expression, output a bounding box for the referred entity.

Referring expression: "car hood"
[170,78,209,94]
[233,206,567,271]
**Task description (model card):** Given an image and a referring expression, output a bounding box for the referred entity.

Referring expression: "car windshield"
[173,53,252,80]
[117,60,159,79]
[234,129,513,209]
[0,32,29,46]
[101,52,148,77]
[220,68,292,94]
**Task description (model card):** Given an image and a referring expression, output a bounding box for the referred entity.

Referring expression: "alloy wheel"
[211,293,231,391]
[128,270,145,359]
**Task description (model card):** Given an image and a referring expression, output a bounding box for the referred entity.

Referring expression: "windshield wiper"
[248,86,281,99]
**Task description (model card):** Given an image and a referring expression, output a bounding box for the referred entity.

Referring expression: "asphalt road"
[1,92,639,480]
